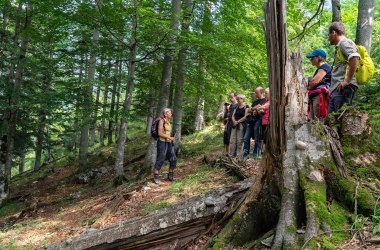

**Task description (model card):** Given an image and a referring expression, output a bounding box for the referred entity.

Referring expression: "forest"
[0,0,380,249]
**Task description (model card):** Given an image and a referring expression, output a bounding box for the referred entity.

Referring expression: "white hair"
[162,108,172,115]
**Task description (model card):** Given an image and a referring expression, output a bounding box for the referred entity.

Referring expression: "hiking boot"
[153,174,161,184]
[167,172,174,182]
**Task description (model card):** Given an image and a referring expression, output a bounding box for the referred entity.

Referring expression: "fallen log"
[42,178,255,250]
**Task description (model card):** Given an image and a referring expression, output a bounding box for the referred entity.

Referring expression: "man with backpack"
[327,22,360,113]
[152,108,176,184]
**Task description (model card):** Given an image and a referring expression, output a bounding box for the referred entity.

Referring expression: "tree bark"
[355,0,375,54]
[193,82,205,131]
[215,95,225,121]
[114,60,123,142]
[143,0,181,170]
[114,0,140,186]
[100,61,111,147]
[78,27,99,170]
[18,154,25,174]
[172,0,193,150]
[332,0,342,22]
[90,58,104,146]
[108,64,118,145]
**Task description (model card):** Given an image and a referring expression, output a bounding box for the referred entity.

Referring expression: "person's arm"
[231,108,237,125]
[337,56,359,91]
[237,105,248,123]
[260,102,270,110]
[308,69,327,90]
[157,119,175,141]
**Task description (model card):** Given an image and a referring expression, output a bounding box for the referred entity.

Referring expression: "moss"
[287,224,297,234]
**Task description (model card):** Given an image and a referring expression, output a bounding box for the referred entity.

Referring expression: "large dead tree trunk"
[355,0,375,54]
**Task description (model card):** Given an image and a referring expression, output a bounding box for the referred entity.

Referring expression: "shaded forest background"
[0,0,379,199]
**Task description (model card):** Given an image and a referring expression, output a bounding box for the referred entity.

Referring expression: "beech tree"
[356,0,375,54]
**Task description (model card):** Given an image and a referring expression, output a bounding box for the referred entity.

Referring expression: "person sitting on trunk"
[153,108,176,184]
[306,49,331,121]
[231,94,249,159]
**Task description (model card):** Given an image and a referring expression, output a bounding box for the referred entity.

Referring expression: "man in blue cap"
[306,49,331,121]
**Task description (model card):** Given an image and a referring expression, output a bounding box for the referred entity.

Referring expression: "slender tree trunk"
[100,60,112,146]
[72,54,85,151]
[79,27,99,170]
[173,0,193,150]
[90,58,104,146]
[355,0,375,54]
[215,95,225,121]
[108,66,118,145]
[114,0,140,185]
[146,92,156,134]
[18,154,25,174]
[143,0,181,170]
[332,0,342,22]
[194,82,205,131]
[1,3,32,206]
[34,91,48,170]
[114,60,122,142]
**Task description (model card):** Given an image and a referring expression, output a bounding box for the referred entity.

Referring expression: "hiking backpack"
[337,44,375,85]
[151,117,164,140]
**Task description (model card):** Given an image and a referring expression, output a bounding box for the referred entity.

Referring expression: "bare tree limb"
[288,0,325,43]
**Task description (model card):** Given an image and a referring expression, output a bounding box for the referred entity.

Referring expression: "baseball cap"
[306,49,327,59]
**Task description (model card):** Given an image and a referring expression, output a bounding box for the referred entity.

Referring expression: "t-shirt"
[312,63,331,90]
[331,38,361,92]
[234,105,249,121]
[252,98,267,108]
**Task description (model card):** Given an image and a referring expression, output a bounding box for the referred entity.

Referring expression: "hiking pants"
[310,96,320,121]
[328,85,357,114]
[230,124,245,158]
[154,140,176,170]
[244,121,263,158]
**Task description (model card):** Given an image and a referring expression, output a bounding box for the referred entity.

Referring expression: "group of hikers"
[151,21,365,182]
[223,21,362,160]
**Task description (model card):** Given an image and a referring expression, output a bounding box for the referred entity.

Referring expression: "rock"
[261,235,274,247]
[308,169,324,182]
[69,191,82,200]
[296,229,306,234]
[367,235,380,243]
[76,171,95,184]
[295,141,308,150]
[341,110,369,135]
[321,222,332,237]
[98,167,108,174]
[351,152,377,167]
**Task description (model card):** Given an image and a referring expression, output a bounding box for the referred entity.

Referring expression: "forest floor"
[0,124,247,249]
[0,122,379,249]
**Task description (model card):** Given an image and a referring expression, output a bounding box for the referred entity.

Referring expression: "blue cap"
[306,49,326,59]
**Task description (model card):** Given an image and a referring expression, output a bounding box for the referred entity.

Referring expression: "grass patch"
[181,123,223,157]
[0,201,21,217]
[144,201,171,214]
[169,164,214,196]
[82,215,100,227]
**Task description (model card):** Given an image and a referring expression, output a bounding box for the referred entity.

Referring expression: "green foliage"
[0,201,21,217]
[371,196,380,234]
[82,215,100,227]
